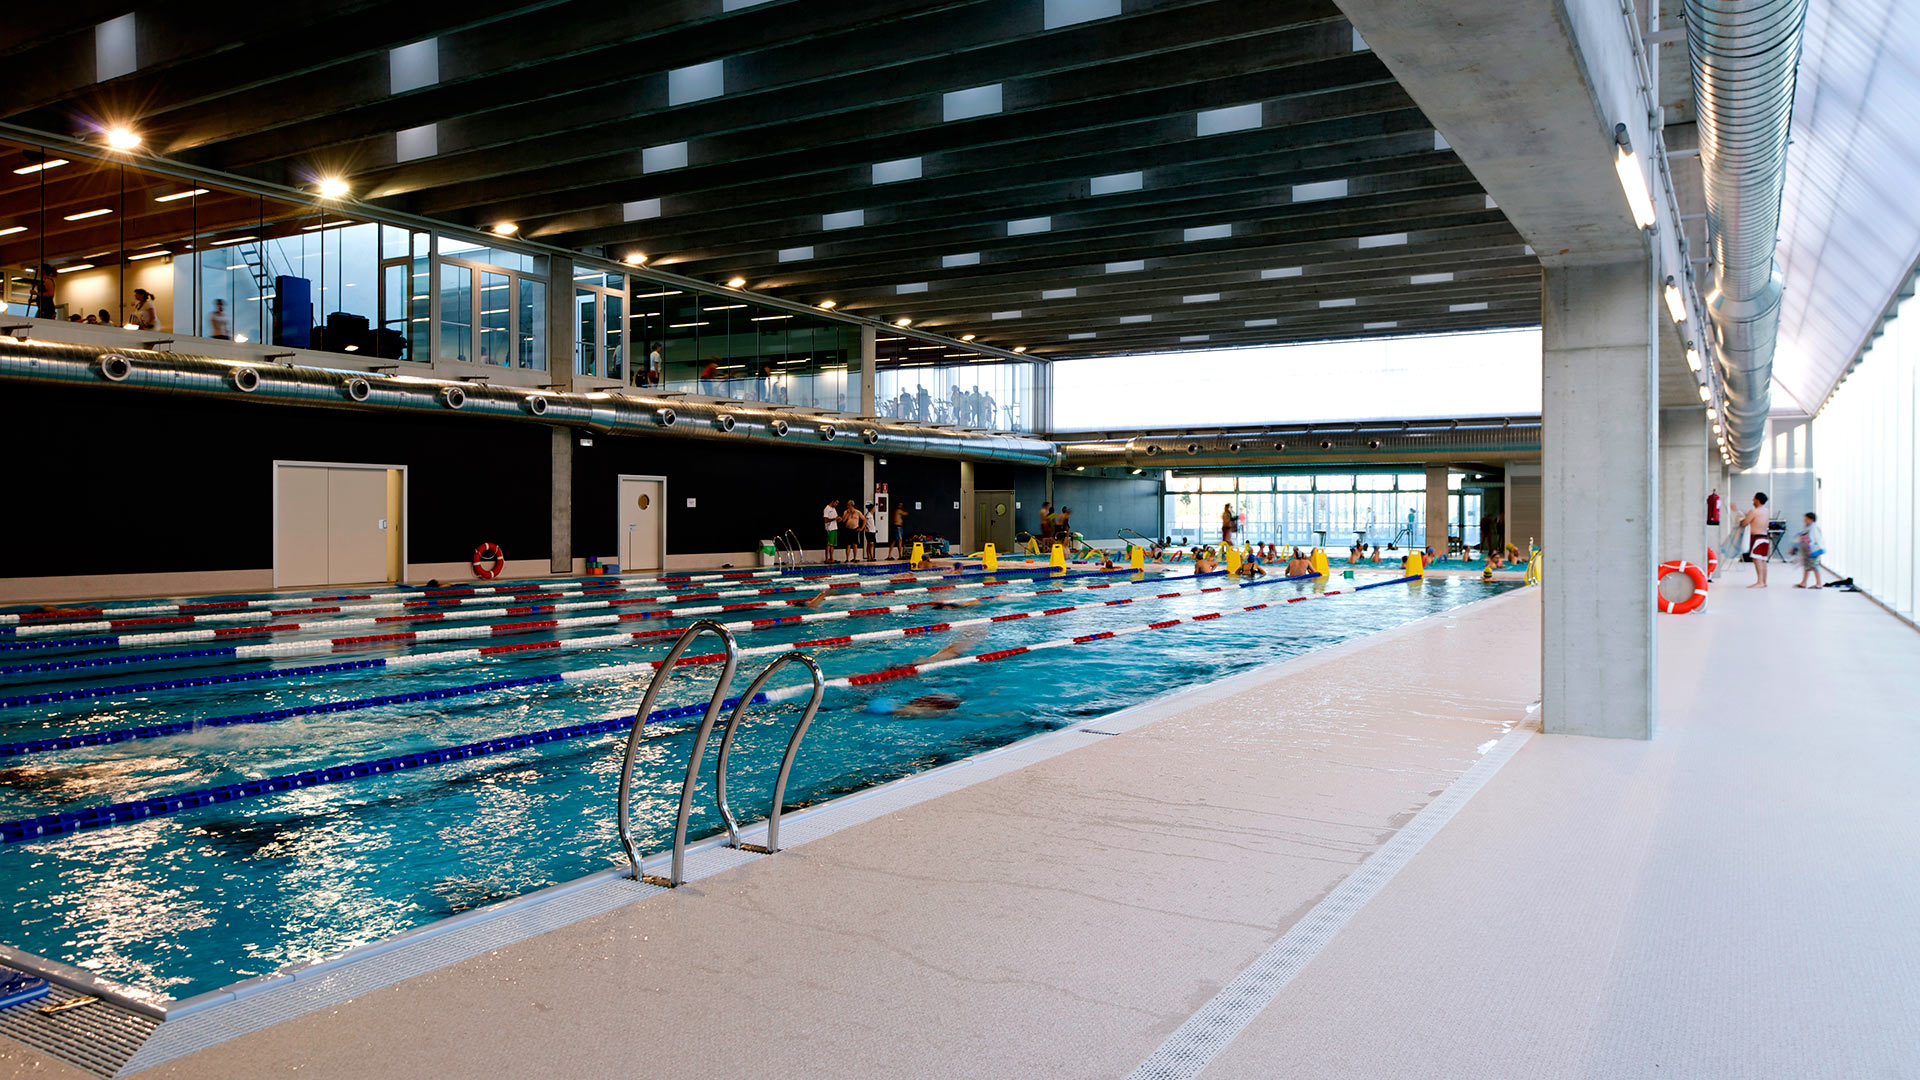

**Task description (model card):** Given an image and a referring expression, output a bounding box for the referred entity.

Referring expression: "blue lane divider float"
[1352,574,1421,590]
[0,674,567,758]
[0,693,770,844]
[0,645,242,678]
[0,658,394,709]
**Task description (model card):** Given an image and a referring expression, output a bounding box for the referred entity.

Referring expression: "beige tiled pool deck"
[7,580,1912,1078]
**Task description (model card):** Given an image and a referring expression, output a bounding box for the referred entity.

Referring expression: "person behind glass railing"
[30,265,55,319]
[208,298,231,339]
[128,288,157,331]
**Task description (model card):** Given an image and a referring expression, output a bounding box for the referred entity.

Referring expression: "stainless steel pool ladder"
[614,620,826,887]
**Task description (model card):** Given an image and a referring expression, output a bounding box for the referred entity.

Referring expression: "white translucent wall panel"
[1815,287,1920,620]
[1052,328,1542,430]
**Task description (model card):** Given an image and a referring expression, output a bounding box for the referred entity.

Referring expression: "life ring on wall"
[1656,559,1708,614]
[1707,549,1718,576]
[472,542,506,580]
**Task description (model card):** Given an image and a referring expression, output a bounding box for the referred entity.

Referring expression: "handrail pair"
[615,620,825,887]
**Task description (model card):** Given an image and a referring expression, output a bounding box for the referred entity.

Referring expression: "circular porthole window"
[638,494,651,510]
[994,502,1008,516]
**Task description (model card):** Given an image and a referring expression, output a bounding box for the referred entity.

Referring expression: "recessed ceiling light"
[0,226,25,237]
[104,126,141,150]
[491,222,518,235]
[959,333,975,341]
[818,299,837,309]
[624,252,648,265]
[1012,346,1027,353]
[56,263,95,273]
[316,177,350,199]
[727,277,747,288]
[13,158,68,175]
[128,249,170,260]
[63,208,111,221]
[894,317,912,327]
[154,188,209,203]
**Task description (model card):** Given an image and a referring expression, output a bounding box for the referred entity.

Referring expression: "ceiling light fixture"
[56,263,95,273]
[959,333,975,342]
[316,176,350,199]
[1612,123,1656,229]
[491,222,518,235]
[1685,343,1701,372]
[1697,384,1710,403]
[818,299,837,309]
[1012,346,1027,353]
[0,226,25,237]
[1663,276,1687,323]
[727,277,747,288]
[12,158,68,175]
[128,249,170,260]
[624,253,648,265]
[104,126,142,151]
[63,208,111,221]
[894,317,912,327]
[154,189,209,203]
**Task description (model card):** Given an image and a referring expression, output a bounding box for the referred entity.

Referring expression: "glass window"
[1397,473,1425,490]
[1238,475,1274,491]
[1316,474,1354,491]
[1277,475,1313,491]
[438,262,472,362]
[478,270,510,366]
[1201,477,1236,492]
[604,291,624,380]
[575,287,598,376]
[1166,475,1199,492]
[1448,472,1464,490]
[439,237,536,273]
[517,278,546,369]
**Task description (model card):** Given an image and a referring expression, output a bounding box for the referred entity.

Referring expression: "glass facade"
[0,133,1031,430]
[1162,471,1483,550]
[1814,284,1920,622]
[0,135,548,367]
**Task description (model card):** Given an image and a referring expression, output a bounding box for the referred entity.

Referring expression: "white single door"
[617,477,664,571]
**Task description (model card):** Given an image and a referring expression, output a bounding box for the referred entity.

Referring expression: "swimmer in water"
[914,624,988,664]
[928,597,981,609]
[865,692,963,717]
[789,589,834,608]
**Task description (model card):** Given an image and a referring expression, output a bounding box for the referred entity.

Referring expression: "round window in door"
[994,502,1008,516]
[638,494,651,510]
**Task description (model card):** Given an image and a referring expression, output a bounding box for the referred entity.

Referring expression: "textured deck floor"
[12,580,1904,1079]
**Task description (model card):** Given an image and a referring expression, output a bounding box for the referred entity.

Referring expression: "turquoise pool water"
[0,567,1516,999]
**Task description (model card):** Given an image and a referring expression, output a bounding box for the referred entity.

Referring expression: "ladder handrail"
[711,651,826,854]
[616,619,740,887]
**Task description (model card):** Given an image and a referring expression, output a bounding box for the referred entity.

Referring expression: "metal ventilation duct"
[1686,0,1808,468]
[0,342,1060,466]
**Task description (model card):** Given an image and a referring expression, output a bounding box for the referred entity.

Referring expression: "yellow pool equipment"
[981,543,997,572]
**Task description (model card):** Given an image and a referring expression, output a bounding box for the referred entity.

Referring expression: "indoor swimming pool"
[0,563,1517,1001]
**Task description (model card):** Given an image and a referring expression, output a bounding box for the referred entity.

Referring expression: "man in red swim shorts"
[1740,492,1772,588]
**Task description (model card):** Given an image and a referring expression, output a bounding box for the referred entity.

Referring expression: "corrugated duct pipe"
[1686,0,1808,468]
[0,341,1061,466]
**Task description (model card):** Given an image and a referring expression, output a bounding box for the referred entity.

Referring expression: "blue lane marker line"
[1353,574,1421,590]
[0,674,567,758]
[0,635,119,653]
[0,645,241,678]
[0,693,770,844]
[0,658,393,709]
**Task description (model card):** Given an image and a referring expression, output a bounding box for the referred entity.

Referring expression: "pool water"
[0,567,1516,999]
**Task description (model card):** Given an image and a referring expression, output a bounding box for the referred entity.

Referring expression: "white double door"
[275,463,402,587]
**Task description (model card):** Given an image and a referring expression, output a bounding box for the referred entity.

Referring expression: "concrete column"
[1543,260,1658,739]
[1659,407,1709,566]
[861,453,875,508]
[958,460,976,552]
[859,325,876,417]
[549,427,572,575]
[548,256,574,389]
[1425,464,1450,553]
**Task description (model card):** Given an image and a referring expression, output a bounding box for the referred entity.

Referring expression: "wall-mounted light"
[1663,276,1686,323]
[1613,123,1657,229]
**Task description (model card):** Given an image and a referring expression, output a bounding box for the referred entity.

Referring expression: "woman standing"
[1220,503,1236,546]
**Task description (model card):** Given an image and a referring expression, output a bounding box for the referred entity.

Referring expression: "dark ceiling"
[1,0,1541,358]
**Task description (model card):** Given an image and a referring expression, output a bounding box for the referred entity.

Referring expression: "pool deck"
[5,579,1916,1077]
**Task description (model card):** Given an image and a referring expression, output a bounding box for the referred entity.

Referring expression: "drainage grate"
[0,986,157,1078]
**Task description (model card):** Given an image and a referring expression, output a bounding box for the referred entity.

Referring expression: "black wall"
[872,454,960,543]
[1050,474,1164,540]
[571,433,865,556]
[1,385,553,577]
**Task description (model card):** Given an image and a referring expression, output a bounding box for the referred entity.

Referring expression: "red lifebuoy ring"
[1707,548,1718,576]
[1656,559,1708,614]
[472,542,506,580]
